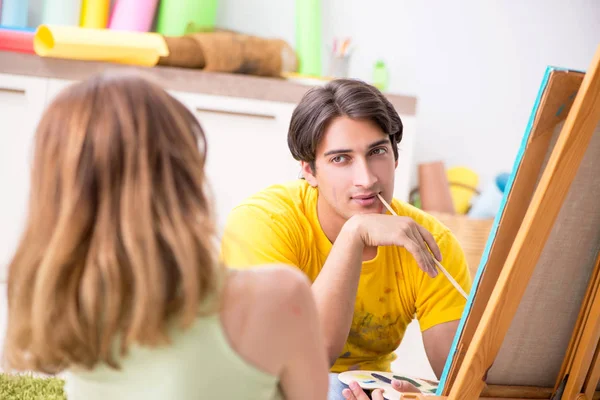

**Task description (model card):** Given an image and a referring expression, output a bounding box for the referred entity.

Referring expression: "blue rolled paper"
[0,0,29,28]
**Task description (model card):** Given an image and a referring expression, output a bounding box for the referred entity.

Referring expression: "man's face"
[302,116,397,221]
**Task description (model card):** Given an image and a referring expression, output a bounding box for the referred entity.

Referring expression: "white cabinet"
[172,91,300,231]
[0,74,48,281]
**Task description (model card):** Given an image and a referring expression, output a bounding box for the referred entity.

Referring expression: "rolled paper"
[158,31,298,77]
[295,0,322,76]
[158,35,205,68]
[80,0,110,29]
[42,0,82,26]
[0,28,35,53]
[108,0,159,32]
[155,0,218,36]
[33,24,169,67]
[0,0,29,28]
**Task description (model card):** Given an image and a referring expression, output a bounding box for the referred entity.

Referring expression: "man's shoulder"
[228,179,315,221]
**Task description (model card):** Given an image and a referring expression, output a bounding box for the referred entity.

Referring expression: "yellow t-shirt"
[220,180,472,373]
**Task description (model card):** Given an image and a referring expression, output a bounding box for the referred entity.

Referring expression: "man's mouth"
[352,192,378,200]
[351,192,381,207]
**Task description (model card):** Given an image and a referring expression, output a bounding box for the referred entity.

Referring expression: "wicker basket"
[428,212,495,278]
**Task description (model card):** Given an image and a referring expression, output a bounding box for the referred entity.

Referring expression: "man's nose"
[353,159,378,188]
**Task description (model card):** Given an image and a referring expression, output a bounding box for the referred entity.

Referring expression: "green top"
[63,313,283,400]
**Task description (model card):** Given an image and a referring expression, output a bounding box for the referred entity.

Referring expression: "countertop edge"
[0,51,417,115]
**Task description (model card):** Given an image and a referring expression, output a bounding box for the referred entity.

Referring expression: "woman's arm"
[278,267,329,400]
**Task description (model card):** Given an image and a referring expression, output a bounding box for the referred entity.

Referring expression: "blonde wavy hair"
[4,72,221,374]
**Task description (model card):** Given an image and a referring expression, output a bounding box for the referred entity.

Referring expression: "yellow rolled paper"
[80,0,110,29]
[34,25,169,67]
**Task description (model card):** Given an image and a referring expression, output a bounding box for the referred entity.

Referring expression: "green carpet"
[0,373,66,400]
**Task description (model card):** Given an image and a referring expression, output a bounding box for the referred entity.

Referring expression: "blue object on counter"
[495,172,510,192]
[468,172,510,219]
[0,0,29,28]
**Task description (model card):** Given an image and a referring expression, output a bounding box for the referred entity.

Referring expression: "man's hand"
[348,214,442,278]
[342,380,422,400]
[310,211,443,364]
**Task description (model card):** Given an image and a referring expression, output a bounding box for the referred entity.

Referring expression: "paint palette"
[338,370,438,399]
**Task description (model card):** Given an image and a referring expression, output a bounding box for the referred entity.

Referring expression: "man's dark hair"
[288,78,403,172]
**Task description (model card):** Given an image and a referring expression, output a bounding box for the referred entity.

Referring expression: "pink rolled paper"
[108,0,159,32]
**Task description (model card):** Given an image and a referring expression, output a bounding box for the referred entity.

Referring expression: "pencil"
[376,194,468,299]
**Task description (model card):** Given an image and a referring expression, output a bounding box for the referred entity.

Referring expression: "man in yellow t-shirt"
[220,79,472,399]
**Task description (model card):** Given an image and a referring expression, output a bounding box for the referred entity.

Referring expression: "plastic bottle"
[373,59,389,91]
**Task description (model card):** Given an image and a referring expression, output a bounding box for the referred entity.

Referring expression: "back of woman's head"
[4,72,220,374]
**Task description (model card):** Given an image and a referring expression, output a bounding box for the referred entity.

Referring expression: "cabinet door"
[0,74,48,282]
[45,78,75,103]
[173,91,300,232]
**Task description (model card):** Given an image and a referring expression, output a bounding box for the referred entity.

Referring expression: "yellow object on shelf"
[447,166,479,214]
[33,25,169,67]
[80,0,110,29]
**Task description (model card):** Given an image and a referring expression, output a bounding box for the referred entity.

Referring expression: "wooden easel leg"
[556,252,600,392]
[584,314,600,400]
[562,253,600,399]
[447,45,600,400]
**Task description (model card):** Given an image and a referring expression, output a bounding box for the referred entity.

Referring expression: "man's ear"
[301,161,318,187]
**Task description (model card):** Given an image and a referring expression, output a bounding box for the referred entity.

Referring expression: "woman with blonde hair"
[3,72,329,400]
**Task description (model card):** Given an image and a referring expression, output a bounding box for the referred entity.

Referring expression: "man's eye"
[331,155,347,163]
[371,148,387,155]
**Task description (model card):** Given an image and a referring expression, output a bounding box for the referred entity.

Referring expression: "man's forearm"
[311,220,364,365]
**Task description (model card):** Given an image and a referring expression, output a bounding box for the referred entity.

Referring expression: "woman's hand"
[342,379,421,400]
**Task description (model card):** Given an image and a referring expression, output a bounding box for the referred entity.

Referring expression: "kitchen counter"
[0,51,417,115]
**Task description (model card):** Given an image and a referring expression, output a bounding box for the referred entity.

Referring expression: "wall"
[413,1,600,187]
[216,0,600,188]
[22,0,600,187]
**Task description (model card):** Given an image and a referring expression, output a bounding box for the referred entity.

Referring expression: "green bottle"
[373,60,389,91]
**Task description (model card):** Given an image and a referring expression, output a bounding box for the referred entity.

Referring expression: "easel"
[402,44,600,400]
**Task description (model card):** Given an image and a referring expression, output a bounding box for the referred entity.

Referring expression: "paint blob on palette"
[338,371,438,399]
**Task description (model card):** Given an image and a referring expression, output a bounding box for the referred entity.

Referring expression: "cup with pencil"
[328,37,353,78]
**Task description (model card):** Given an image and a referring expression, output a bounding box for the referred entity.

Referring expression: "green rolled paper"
[155,0,218,36]
[295,0,321,76]
[42,0,82,26]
